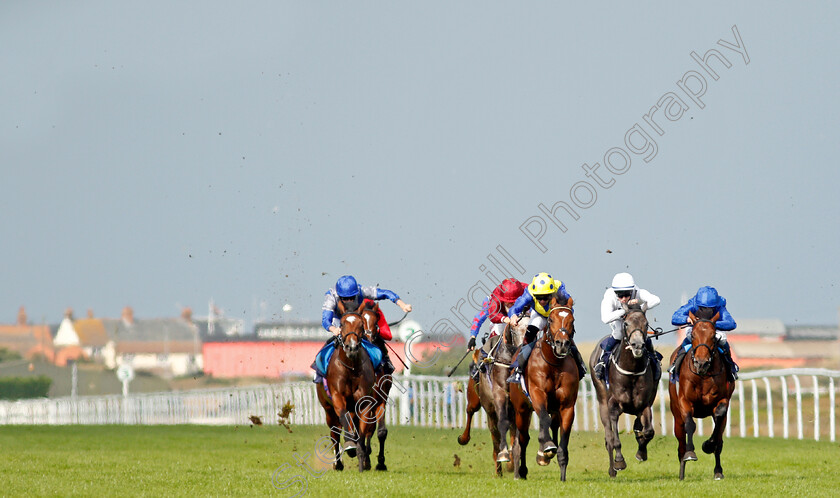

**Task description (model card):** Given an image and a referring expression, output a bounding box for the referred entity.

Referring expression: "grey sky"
[1,2,838,342]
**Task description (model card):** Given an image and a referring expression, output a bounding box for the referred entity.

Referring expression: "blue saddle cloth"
[314,339,382,377]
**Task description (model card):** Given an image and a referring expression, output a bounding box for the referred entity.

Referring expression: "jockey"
[593,273,662,381]
[505,273,587,383]
[668,285,738,382]
[465,278,529,380]
[321,275,412,376]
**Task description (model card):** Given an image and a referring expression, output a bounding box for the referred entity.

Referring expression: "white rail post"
[812,375,820,442]
[659,380,668,436]
[793,375,803,440]
[591,380,599,431]
[738,382,746,437]
[781,376,789,439]
[579,380,587,431]
[751,379,759,437]
[762,377,774,438]
[829,377,835,443]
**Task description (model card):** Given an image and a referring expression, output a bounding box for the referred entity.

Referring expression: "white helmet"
[611,272,635,290]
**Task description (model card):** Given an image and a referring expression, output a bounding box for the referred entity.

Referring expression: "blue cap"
[695,286,721,308]
[336,275,360,298]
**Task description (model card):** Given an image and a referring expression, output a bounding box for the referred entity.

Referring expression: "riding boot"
[311,335,337,383]
[570,342,587,378]
[373,337,395,375]
[594,336,619,381]
[468,361,480,382]
[718,341,739,381]
[507,326,538,383]
[668,337,691,383]
[645,337,663,381]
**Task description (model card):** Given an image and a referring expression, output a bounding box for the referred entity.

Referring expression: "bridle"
[611,310,649,376]
[688,318,723,377]
[539,306,574,365]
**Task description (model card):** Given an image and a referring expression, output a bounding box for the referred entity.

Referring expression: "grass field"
[1,424,838,497]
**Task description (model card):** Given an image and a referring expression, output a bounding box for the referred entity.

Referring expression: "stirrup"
[593,361,606,380]
[506,369,521,384]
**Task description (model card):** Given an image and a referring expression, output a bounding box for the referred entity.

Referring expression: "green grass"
[0,424,838,496]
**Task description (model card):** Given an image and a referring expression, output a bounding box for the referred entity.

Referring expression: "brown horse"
[668,310,735,480]
[360,303,390,471]
[588,302,659,477]
[509,297,579,481]
[456,319,526,475]
[316,300,377,472]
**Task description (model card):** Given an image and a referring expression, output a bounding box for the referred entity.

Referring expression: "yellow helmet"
[529,272,559,296]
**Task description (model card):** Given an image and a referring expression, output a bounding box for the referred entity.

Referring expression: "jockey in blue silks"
[668,285,739,382]
[505,273,587,384]
[314,275,412,382]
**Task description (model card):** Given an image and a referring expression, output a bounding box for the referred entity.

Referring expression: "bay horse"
[509,297,579,481]
[315,300,377,472]
[668,310,735,480]
[588,302,659,477]
[360,303,390,471]
[456,318,527,475]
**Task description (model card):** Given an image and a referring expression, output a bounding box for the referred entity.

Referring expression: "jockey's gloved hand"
[467,337,476,351]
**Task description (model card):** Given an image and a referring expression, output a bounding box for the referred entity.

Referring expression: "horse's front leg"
[356,415,374,473]
[533,394,556,466]
[669,386,691,480]
[556,404,575,481]
[608,400,627,474]
[493,385,512,464]
[457,376,481,445]
[375,405,388,471]
[634,406,655,462]
[512,406,531,480]
[702,399,729,480]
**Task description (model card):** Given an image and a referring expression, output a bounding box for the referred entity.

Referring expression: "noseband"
[688,319,722,377]
[542,306,573,362]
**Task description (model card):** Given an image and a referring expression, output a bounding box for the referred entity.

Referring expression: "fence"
[0,369,837,441]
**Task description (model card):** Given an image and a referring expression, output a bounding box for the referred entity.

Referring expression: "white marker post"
[116,364,135,424]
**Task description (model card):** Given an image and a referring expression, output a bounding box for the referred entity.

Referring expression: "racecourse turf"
[0,424,837,496]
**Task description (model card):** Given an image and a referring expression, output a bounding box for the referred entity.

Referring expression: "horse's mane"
[626,302,645,313]
[694,306,716,320]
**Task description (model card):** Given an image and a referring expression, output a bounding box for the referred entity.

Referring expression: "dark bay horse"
[668,310,735,480]
[316,300,377,472]
[456,319,526,475]
[588,302,659,477]
[360,303,390,471]
[510,297,580,481]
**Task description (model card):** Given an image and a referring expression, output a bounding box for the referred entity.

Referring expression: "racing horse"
[360,302,391,471]
[456,317,527,475]
[509,297,580,481]
[315,300,378,472]
[668,310,736,480]
[588,302,660,477]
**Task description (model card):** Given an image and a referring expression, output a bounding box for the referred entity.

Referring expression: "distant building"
[0,307,54,361]
[721,318,840,369]
[101,307,202,377]
[202,321,438,378]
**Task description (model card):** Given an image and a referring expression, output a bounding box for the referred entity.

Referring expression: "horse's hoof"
[363,460,371,471]
[682,451,697,462]
[609,468,617,478]
[505,461,514,472]
[334,460,344,471]
[535,452,550,466]
[702,440,715,454]
[343,446,357,459]
[715,472,724,480]
[542,444,557,459]
[375,463,388,471]
[636,450,648,462]
[613,459,627,471]
[496,449,511,463]
[457,435,470,446]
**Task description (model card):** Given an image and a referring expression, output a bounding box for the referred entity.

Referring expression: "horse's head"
[338,301,368,359]
[689,310,720,376]
[546,296,575,358]
[622,302,648,359]
[361,302,380,341]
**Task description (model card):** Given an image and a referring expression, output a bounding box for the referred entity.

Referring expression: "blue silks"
[314,338,382,376]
